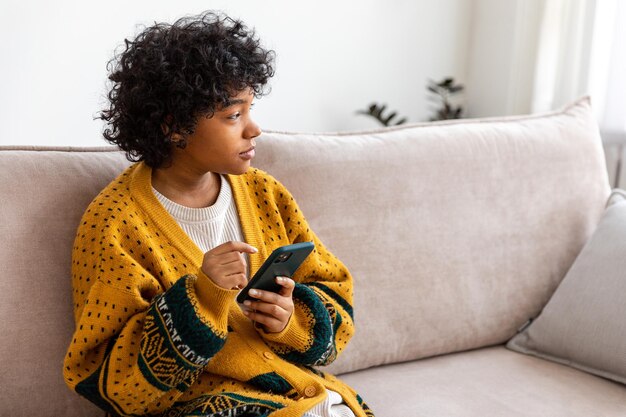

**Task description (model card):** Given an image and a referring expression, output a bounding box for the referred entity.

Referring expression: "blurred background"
[1,0,624,184]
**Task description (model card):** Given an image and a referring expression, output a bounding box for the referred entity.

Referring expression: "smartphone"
[236,241,315,304]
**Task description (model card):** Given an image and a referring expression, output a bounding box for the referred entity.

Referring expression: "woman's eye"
[228,112,241,120]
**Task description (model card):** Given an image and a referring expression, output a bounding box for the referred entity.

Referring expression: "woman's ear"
[161,122,185,149]
[170,133,185,146]
[161,115,191,148]
[161,115,175,136]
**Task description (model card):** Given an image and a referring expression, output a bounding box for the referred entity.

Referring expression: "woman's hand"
[242,276,295,333]
[201,241,257,290]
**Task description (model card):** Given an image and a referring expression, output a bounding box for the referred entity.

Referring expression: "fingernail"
[244,300,251,306]
[243,310,250,315]
[249,289,258,296]
[251,246,258,253]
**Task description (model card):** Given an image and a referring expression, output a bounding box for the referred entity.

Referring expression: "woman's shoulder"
[241,166,279,184]
[237,167,286,192]
[93,163,137,199]
[238,166,299,199]
[78,163,141,225]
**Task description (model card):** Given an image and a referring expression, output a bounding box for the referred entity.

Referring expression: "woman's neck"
[151,165,221,209]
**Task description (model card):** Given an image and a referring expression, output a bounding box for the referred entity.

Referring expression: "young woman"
[63,11,374,417]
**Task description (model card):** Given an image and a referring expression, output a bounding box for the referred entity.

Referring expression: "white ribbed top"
[302,389,357,417]
[152,175,245,255]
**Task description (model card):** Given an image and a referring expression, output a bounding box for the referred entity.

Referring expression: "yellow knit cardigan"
[63,162,373,417]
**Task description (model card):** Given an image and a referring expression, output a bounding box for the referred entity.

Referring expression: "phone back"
[236,242,314,303]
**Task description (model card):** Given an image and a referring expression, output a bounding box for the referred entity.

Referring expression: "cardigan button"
[263,351,274,360]
[304,385,317,397]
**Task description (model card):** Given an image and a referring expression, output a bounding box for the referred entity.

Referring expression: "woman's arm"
[64,234,238,416]
[258,234,355,366]
[251,182,355,367]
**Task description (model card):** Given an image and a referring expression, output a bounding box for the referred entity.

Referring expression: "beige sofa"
[2,97,625,416]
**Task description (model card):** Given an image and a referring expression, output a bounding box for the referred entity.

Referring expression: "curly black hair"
[99,11,275,168]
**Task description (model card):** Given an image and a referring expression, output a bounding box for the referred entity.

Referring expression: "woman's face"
[170,88,261,176]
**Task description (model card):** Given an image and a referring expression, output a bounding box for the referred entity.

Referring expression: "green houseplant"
[356,77,465,126]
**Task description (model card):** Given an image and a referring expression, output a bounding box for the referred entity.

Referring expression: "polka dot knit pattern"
[63,162,374,417]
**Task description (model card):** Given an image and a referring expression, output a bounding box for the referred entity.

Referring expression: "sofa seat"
[339,346,626,416]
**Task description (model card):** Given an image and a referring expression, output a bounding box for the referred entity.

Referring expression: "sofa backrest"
[252,97,610,375]
[0,97,610,416]
[0,148,131,416]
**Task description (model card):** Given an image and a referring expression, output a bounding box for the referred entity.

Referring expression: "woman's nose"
[245,120,262,139]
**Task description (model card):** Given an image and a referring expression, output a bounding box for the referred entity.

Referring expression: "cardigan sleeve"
[63,225,237,416]
[255,182,355,367]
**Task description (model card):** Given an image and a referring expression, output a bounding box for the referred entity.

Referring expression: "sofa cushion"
[0,147,129,417]
[507,191,626,385]
[339,346,626,417]
[253,97,611,374]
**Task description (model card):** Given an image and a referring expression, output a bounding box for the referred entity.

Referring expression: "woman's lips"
[239,147,255,160]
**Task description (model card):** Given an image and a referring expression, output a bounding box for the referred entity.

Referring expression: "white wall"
[465,0,606,119]
[0,0,471,147]
[464,0,545,118]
